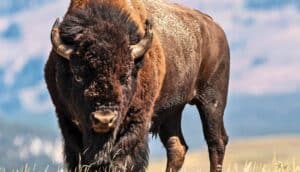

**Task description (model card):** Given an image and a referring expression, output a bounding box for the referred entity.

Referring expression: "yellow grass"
[3,136,300,172]
[148,136,300,172]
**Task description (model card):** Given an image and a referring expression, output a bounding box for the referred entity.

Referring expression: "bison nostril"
[92,111,116,124]
[92,117,101,125]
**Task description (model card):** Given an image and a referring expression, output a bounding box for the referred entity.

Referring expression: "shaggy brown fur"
[45,0,230,172]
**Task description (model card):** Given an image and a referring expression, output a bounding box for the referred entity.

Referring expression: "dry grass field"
[148,136,300,172]
[3,136,300,172]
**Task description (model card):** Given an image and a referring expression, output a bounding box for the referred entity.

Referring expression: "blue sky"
[0,0,300,166]
[245,0,300,10]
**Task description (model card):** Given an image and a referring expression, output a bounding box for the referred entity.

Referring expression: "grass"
[2,136,300,172]
[148,135,300,172]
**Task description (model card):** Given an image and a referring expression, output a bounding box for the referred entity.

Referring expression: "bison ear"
[130,19,153,60]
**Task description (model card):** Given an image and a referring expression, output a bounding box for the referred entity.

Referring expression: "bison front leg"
[158,105,188,172]
[57,112,83,171]
[111,108,152,172]
[44,55,83,171]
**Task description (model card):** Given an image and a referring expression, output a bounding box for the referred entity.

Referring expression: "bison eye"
[134,56,145,69]
[74,75,83,83]
[119,74,128,84]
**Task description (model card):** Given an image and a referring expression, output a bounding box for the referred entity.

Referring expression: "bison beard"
[45,0,230,172]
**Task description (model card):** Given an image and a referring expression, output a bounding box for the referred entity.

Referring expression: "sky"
[0,0,300,167]
[1,1,300,116]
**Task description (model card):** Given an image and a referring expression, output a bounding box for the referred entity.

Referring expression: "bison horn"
[130,19,153,60]
[51,18,74,60]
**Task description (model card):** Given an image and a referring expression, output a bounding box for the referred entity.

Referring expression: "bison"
[45,0,230,171]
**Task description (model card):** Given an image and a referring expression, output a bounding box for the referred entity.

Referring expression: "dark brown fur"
[45,0,230,172]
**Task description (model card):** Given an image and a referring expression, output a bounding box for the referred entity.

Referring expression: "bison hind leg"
[193,78,229,172]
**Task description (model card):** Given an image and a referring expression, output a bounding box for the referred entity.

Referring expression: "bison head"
[51,7,153,135]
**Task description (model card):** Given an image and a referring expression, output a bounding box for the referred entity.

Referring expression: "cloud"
[0,18,9,32]
[0,0,69,86]
[0,0,51,16]
[228,5,300,94]
[18,81,52,113]
[0,0,68,114]
[1,22,22,40]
